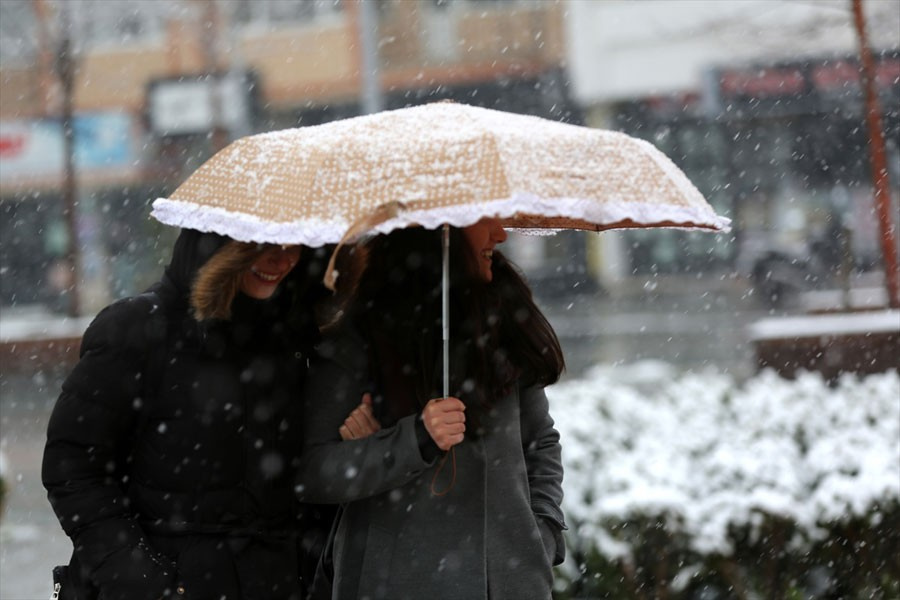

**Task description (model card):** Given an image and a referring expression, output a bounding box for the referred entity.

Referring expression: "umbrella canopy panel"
[152,102,730,246]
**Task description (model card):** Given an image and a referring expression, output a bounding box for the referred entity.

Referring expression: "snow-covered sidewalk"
[0,307,93,344]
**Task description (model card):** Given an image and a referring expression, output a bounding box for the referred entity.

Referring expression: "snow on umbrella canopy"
[151,101,731,249]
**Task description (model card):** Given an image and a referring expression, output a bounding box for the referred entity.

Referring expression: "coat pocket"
[53,555,99,600]
[51,565,84,600]
[357,525,395,599]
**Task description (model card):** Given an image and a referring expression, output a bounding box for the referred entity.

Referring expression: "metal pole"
[852,0,900,309]
[32,0,56,115]
[442,224,450,399]
[357,0,383,114]
[54,2,80,317]
[203,0,228,152]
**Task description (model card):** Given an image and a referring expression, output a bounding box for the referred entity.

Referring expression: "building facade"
[1,0,581,312]
[566,0,900,299]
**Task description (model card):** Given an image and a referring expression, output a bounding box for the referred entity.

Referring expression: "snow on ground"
[0,309,92,343]
[547,363,900,559]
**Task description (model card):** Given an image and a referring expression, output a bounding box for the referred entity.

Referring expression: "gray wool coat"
[296,329,567,600]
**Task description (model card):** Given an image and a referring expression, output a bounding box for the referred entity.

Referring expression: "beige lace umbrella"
[151,102,730,247]
[152,102,730,396]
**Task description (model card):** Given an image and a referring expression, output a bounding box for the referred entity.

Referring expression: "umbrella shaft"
[442,224,450,399]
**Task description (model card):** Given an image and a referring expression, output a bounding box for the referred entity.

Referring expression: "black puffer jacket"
[42,230,331,600]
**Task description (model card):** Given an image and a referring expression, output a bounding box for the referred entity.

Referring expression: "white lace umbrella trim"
[152,193,730,247]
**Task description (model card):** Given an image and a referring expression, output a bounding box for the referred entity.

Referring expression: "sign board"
[714,52,900,116]
[0,112,136,183]
[146,71,255,136]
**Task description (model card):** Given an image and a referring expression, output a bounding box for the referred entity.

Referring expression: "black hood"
[159,229,229,302]
[147,229,326,356]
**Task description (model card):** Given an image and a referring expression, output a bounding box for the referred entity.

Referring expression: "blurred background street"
[1,0,898,598]
[4,265,890,598]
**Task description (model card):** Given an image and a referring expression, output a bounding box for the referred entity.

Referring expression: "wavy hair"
[190,241,267,321]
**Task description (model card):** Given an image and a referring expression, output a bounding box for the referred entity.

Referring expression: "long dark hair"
[335,227,564,424]
[284,245,334,350]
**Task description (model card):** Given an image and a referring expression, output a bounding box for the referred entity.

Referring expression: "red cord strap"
[430,447,457,497]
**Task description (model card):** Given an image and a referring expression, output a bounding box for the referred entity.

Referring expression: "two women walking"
[43,218,567,599]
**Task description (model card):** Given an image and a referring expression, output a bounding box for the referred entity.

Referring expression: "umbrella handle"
[323,201,402,291]
[442,223,450,399]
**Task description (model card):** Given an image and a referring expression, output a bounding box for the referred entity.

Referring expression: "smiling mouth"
[251,267,282,282]
[481,250,493,260]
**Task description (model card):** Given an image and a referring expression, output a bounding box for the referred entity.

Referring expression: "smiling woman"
[243,246,303,298]
[296,224,567,600]
[461,217,508,283]
[189,242,301,320]
[40,229,371,600]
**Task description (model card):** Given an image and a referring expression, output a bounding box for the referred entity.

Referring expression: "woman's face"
[239,245,302,299]
[462,217,508,282]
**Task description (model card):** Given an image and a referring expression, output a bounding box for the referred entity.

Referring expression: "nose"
[489,219,507,244]
[269,246,300,269]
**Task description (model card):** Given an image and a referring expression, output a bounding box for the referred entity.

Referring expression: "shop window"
[231,0,342,27]
[0,192,65,308]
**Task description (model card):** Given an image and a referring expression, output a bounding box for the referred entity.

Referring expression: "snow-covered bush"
[548,363,900,599]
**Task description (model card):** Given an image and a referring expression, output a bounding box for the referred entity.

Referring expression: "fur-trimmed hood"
[156,228,229,309]
[151,229,328,356]
[190,241,263,321]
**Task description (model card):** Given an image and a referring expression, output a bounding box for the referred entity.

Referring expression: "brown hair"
[190,241,267,320]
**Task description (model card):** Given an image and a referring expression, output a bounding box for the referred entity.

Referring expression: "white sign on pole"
[147,73,251,136]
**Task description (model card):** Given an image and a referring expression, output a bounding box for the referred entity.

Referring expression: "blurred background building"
[0,0,579,313]
[3,5,898,598]
[0,0,898,314]
[568,0,900,304]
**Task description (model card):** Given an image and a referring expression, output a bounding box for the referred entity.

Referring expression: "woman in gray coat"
[296,218,567,600]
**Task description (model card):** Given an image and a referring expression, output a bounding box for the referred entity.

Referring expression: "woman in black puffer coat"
[42,229,349,600]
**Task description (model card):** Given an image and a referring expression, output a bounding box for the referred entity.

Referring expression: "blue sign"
[0,112,136,182]
[72,113,135,169]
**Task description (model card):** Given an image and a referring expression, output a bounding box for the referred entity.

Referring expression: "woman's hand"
[422,397,466,451]
[339,393,381,440]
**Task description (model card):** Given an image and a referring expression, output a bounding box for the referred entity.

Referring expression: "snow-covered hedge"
[548,364,900,599]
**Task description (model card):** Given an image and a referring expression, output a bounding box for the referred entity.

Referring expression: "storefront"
[0,112,169,310]
[611,51,900,285]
